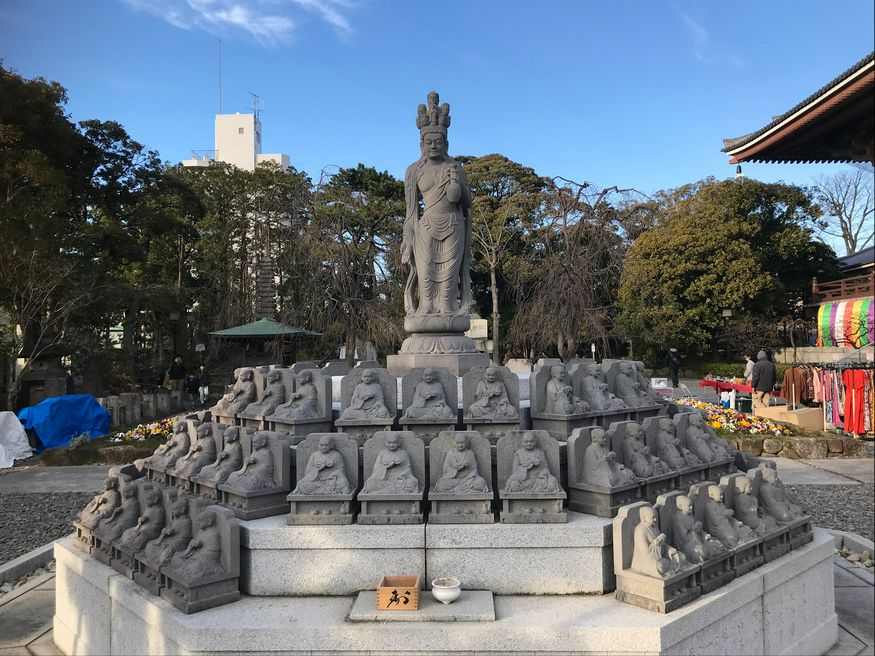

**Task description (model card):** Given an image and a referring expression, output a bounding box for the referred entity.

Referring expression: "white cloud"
[672,4,744,69]
[121,0,354,45]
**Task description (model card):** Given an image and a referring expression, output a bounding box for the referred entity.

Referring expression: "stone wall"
[729,435,874,459]
[95,390,186,428]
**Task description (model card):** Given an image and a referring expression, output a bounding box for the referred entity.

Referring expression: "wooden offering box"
[376,576,421,611]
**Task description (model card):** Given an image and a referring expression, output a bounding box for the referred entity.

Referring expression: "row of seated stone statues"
[613,463,813,612]
[208,360,668,447]
[73,466,240,614]
[567,411,746,517]
[290,429,566,524]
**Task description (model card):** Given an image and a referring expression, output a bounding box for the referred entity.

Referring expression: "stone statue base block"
[335,422,394,447]
[267,418,332,440]
[591,409,634,430]
[387,351,491,377]
[286,493,356,525]
[677,464,708,488]
[568,481,643,518]
[358,493,424,525]
[731,538,765,578]
[109,544,137,579]
[239,415,266,430]
[531,415,591,442]
[90,531,115,567]
[54,529,837,655]
[427,493,495,524]
[401,422,457,445]
[239,515,425,595]
[465,421,521,444]
[499,494,566,524]
[698,552,735,594]
[642,472,679,503]
[707,457,735,480]
[218,488,289,521]
[615,565,701,613]
[159,568,240,614]
[132,554,164,596]
[144,465,169,486]
[349,590,496,622]
[762,526,791,563]
[72,522,95,555]
[787,515,814,550]
[193,479,221,502]
[212,412,236,427]
[631,405,665,422]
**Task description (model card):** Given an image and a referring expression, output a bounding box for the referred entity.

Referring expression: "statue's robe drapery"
[77,488,121,529]
[175,433,217,478]
[468,379,518,419]
[545,379,586,415]
[195,440,243,484]
[631,523,674,577]
[143,515,192,565]
[294,450,352,495]
[734,492,776,535]
[758,481,803,524]
[505,447,561,493]
[404,380,454,419]
[226,446,275,492]
[275,382,318,419]
[672,511,725,563]
[434,448,488,492]
[119,502,166,551]
[584,442,636,487]
[243,380,287,416]
[341,381,390,420]
[362,447,419,493]
[97,496,140,542]
[171,526,224,580]
[685,425,716,463]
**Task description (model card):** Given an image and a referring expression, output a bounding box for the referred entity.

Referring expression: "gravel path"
[789,483,875,541]
[0,492,93,564]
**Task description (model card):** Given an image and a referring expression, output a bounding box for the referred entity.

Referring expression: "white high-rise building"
[183,112,289,171]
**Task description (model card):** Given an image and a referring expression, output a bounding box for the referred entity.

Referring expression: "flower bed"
[675,398,795,436]
[113,417,174,442]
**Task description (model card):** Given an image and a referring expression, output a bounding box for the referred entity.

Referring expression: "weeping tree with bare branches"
[296,165,406,364]
[813,169,874,255]
[507,178,637,360]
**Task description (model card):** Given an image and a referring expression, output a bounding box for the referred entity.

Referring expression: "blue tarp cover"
[17,394,110,452]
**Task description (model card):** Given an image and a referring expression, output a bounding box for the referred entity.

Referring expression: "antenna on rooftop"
[248,91,262,120]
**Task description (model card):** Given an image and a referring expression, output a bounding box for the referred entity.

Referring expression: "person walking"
[197,364,211,406]
[743,354,755,384]
[666,348,681,388]
[185,374,199,409]
[168,355,185,392]
[750,350,777,412]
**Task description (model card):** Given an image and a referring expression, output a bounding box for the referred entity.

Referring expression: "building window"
[238,127,244,134]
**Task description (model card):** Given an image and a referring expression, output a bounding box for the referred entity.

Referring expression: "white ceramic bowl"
[431,577,462,605]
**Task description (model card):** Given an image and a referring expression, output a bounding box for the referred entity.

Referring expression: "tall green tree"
[616,178,838,361]
[462,154,548,363]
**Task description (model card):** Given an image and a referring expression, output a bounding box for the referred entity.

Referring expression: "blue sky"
[1,0,873,195]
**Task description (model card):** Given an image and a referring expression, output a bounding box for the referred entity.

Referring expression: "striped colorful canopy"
[817,298,874,347]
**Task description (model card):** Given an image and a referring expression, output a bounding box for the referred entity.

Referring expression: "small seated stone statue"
[118,487,165,551]
[579,364,626,411]
[583,428,637,487]
[631,506,686,577]
[174,423,218,479]
[758,467,805,524]
[361,434,419,493]
[340,369,391,420]
[671,494,727,563]
[703,485,756,548]
[683,413,718,463]
[76,477,121,529]
[433,433,489,493]
[505,431,562,494]
[653,418,700,469]
[403,368,454,420]
[635,361,664,405]
[194,427,243,485]
[169,509,225,580]
[733,476,777,536]
[225,432,275,492]
[615,362,647,408]
[96,483,141,542]
[214,368,257,415]
[544,366,589,415]
[142,497,193,565]
[292,435,352,495]
[273,369,318,419]
[243,369,287,416]
[468,367,519,420]
[146,419,191,471]
[622,423,672,478]
[214,370,239,412]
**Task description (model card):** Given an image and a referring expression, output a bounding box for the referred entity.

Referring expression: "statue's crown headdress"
[416,90,451,134]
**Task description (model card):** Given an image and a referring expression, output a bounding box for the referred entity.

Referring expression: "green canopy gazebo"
[210,317,321,365]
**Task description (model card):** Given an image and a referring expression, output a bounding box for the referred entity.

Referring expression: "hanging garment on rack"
[782,367,806,406]
[842,369,868,434]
